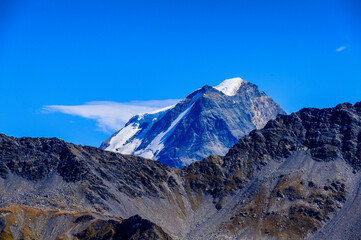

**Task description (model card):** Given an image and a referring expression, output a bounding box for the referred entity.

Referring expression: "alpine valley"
[101,78,285,168]
[1,97,361,239]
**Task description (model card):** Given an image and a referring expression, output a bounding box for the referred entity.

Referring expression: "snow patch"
[135,91,203,160]
[105,122,142,154]
[105,105,176,154]
[214,77,245,96]
[143,104,176,116]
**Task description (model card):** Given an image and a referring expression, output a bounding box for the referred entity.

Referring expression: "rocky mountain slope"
[1,101,361,239]
[101,77,285,168]
[0,205,172,240]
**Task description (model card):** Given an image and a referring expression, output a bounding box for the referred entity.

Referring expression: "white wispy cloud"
[336,46,346,52]
[43,99,180,133]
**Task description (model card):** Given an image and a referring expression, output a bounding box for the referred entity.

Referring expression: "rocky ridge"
[1,102,361,239]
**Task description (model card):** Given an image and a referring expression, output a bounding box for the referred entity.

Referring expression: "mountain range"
[101,78,285,168]
[1,101,361,239]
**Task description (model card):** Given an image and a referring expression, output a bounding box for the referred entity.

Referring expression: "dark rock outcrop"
[75,215,172,240]
[223,101,361,176]
[0,133,175,200]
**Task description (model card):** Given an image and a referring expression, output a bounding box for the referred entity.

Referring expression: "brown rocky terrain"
[0,204,172,240]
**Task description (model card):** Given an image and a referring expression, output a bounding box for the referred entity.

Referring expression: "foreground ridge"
[1,101,361,239]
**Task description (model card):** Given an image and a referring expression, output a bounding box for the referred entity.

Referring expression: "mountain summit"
[214,77,245,96]
[101,78,285,168]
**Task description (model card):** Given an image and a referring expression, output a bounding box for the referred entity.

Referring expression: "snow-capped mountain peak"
[214,77,245,96]
[101,77,285,168]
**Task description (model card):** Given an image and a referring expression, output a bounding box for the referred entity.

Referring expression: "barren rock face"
[1,102,361,239]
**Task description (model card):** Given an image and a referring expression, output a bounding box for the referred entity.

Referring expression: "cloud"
[336,46,346,52]
[43,99,180,133]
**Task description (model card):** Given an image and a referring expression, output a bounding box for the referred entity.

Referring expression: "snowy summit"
[214,77,245,96]
[101,77,285,168]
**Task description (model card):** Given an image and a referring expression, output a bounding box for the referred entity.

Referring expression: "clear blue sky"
[1,0,360,147]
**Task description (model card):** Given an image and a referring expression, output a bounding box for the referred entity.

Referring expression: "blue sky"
[1,0,360,147]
